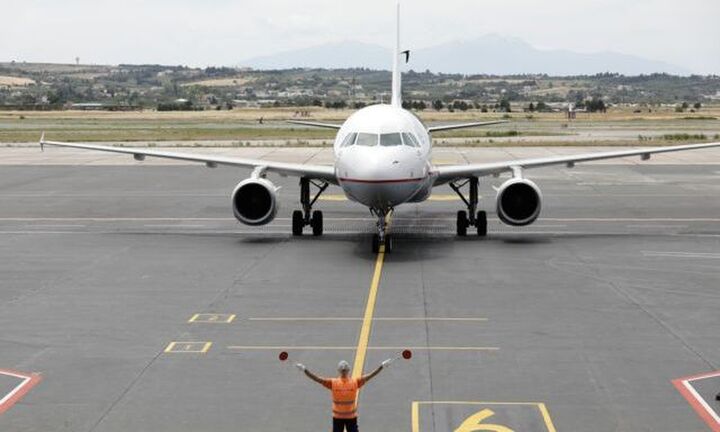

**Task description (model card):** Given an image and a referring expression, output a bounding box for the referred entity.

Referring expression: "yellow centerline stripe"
[225,346,499,351]
[247,317,488,322]
[352,243,386,379]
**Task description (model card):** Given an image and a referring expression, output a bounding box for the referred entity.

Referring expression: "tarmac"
[0,147,719,431]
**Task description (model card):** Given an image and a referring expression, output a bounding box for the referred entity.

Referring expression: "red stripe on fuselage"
[338,177,425,184]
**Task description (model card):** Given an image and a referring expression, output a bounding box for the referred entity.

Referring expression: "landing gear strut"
[450,177,487,237]
[371,208,393,253]
[292,177,328,236]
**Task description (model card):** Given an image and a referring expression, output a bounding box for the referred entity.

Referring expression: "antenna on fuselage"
[391,3,403,107]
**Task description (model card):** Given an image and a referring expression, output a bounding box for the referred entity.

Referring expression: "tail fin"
[391,3,402,107]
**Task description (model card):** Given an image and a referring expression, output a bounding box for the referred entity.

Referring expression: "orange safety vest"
[330,377,360,419]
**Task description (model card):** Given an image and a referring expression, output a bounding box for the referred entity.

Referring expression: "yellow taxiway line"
[352,236,386,379]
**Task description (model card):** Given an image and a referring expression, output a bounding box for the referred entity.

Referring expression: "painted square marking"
[412,401,556,432]
[164,341,212,353]
[188,313,236,323]
[673,370,720,432]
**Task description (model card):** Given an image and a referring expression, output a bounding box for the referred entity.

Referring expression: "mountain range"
[240,34,688,76]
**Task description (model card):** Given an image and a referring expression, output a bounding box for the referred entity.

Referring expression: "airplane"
[39,5,720,253]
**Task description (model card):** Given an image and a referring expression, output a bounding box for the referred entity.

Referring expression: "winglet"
[39,132,45,152]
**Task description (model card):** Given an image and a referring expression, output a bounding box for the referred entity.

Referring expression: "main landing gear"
[371,208,393,253]
[449,177,487,237]
[292,177,328,236]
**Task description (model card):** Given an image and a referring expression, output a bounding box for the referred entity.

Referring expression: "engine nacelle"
[231,178,279,226]
[496,177,542,226]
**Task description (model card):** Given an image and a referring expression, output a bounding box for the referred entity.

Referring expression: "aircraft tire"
[292,210,304,236]
[457,210,468,236]
[476,211,487,237]
[311,210,323,236]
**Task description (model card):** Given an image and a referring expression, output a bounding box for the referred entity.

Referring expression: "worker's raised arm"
[361,358,394,385]
[296,363,331,387]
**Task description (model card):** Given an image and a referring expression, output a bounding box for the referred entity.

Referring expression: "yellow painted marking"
[248,317,488,322]
[454,409,513,432]
[226,346,499,351]
[164,341,212,353]
[428,194,461,201]
[411,401,556,432]
[188,313,236,323]
[351,211,393,379]
[537,403,557,432]
[318,194,348,201]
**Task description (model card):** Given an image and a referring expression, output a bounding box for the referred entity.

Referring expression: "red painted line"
[339,177,425,184]
[672,371,720,432]
[0,369,42,415]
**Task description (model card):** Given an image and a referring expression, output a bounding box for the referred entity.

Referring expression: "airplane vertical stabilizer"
[391,3,402,107]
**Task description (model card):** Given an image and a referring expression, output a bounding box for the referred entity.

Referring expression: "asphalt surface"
[0,163,719,431]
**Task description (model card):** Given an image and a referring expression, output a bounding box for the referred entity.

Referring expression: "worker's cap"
[337,360,350,372]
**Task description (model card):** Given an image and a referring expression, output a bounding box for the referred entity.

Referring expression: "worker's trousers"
[332,417,358,432]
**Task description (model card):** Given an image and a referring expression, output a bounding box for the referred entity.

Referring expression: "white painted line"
[682,380,720,425]
[643,251,720,259]
[627,224,687,229]
[143,224,207,228]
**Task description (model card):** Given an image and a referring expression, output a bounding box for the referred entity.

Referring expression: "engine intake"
[496,178,542,226]
[231,178,279,226]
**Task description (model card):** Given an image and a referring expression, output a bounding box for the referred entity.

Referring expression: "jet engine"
[496,177,542,226]
[231,178,279,226]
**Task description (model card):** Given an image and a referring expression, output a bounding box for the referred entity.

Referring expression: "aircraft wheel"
[456,210,468,236]
[311,210,323,236]
[292,210,304,236]
[476,211,487,237]
[384,235,393,253]
[371,234,380,253]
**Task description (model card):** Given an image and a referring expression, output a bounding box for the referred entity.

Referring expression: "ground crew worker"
[296,358,393,432]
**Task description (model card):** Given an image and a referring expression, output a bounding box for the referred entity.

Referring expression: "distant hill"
[240,34,689,76]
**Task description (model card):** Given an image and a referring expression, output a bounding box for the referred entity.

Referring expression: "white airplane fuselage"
[334,104,435,210]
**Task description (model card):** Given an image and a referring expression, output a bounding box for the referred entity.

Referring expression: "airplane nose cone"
[337,146,427,208]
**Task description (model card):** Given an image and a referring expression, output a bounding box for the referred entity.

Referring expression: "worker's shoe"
[716,392,720,401]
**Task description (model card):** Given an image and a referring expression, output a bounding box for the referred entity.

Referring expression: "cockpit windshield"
[380,133,403,146]
[341,132,421,148]
[355,133,378,146]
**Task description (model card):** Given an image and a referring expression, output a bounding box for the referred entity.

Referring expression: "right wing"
[39,135,337,183]
[286,120,342,129]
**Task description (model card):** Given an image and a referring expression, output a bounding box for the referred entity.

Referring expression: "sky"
[1,0,719,74]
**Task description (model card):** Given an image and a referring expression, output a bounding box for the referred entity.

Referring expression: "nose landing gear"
[292,177,328,236]
[371,208,393,253]
[450,177,487,237]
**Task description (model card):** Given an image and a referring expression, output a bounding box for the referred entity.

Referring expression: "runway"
[0,160,719,431]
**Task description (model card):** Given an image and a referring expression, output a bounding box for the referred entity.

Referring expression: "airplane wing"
[286,120,342,129]
[39,135,337,183]
[434,142,720,184]
[427,120,508,133]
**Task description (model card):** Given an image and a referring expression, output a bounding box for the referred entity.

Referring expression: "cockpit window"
[380,133,403,147]
[402,132,420,147]
[341,132,357,147]
[356,133,378,146]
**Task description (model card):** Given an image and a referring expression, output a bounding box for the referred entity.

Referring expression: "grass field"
[1,107,719,146]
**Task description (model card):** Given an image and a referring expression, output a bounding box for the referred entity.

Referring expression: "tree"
[535,101,548,112]
[499,99,511,113]
[586,98,606,113]
[694,102,702,110]
[432,99,444,111]
[528,102,535,112]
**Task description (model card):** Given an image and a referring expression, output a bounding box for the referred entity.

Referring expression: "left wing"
[434,142,720,184]
[39,134,337,183]
[427,120,508,133]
